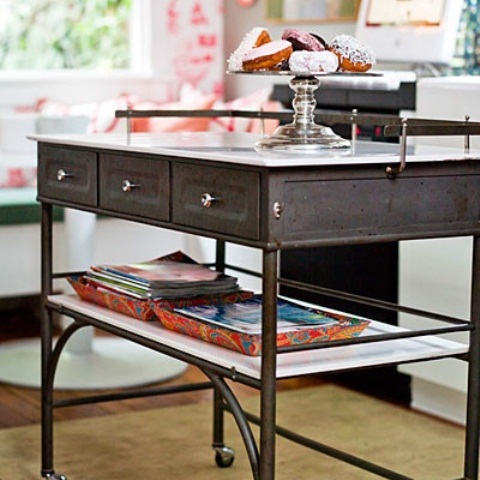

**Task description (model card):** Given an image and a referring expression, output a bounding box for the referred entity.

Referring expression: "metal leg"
[40,203,55,477]
[259,250,278,480]
[212,385,227,452]
[464,234,480,480]
[215,239,226,272]
[211,239,230,465]
[40,203,68,480]
[41,307,56,478]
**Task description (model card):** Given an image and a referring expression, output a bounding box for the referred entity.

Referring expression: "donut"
[288,50,339,74]
[281,28,325,52]
[328,34,375,73]
[227,27,272,71]
[310,33,328,49]
[242,40,293,72]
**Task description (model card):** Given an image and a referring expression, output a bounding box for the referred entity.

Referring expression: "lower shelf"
[49,294,468,380]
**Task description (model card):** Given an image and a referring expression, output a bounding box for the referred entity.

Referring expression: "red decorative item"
[67,275,254,322]
[153,296,370,356]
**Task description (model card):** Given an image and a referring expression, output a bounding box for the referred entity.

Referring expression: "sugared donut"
[328,34,375,73]
[288,50,339,74]
[227,27,272,71]
[281,28,325,52]
[242,40,293,72]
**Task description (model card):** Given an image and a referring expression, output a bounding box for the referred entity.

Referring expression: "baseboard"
[410,377,466,426]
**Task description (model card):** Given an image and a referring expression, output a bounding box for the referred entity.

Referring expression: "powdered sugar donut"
[242,40,293,72]
[227,27,272,71]
[328,34,375,73]
[288,50,339,74]
[281,28,325,52]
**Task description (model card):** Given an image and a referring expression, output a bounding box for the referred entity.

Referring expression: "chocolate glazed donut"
[282,29,325,52]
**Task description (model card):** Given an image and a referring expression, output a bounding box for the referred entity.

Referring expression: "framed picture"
[266,0,360,23]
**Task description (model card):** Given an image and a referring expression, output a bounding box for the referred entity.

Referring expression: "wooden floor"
[0,304,327,429]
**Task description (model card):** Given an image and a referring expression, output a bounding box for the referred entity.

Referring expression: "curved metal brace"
[44,320,87,392]
[203,370,260,480]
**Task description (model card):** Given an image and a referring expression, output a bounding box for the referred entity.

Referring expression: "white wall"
[397,77,480,425]
[0,215,193,299]
[0,222,65,297]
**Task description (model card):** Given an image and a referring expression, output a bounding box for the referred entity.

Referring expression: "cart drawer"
[99,153,170,221]
[172,163,260,239]
[38,144,97,206]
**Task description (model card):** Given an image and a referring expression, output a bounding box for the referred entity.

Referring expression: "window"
[0,0,132,70]
[0,1,223,110]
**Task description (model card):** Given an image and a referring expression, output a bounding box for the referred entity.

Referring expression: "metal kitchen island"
[33,125,480,479]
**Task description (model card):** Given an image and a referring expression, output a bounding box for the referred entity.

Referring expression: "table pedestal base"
[0,336,187,390]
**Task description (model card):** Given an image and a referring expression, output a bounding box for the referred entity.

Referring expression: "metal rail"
[115,108,480,138]
[115,108,480,178]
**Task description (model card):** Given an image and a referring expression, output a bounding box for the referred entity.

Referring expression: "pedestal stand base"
[255,124,351,152]
[255,75,351,152]
[0,337,187,390]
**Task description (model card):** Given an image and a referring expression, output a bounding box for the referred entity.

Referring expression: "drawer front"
[172,163,260,239]
[38,144,97,206]
[99,153,170,221]
[273,166,480,243]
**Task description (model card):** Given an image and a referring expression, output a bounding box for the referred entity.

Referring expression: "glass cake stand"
[231,71,378,152]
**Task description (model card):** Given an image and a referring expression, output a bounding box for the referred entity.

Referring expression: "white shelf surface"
[49,294,468,381]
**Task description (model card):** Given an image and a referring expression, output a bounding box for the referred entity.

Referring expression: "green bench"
[0,187,63,225]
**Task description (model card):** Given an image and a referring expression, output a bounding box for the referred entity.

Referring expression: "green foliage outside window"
[0,0,131,70]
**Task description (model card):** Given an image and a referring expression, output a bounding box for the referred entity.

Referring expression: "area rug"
[0,385,466,479]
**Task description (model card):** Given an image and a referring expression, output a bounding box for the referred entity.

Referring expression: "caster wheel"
[44,474,67,480]
[214,445,235,468]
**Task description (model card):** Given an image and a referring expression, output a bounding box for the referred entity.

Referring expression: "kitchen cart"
[34,112,480,479]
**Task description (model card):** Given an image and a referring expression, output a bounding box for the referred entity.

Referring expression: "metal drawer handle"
[56,169,73,181]
[122,179,140,192]
[201,193,219,208]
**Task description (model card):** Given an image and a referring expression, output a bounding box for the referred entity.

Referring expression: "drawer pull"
[122,179,140,192]
[201,193,219,208]
[56,169,73,181]
[273,201,284,219]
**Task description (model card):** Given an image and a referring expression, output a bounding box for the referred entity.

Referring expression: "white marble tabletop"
[29,131,480,168]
